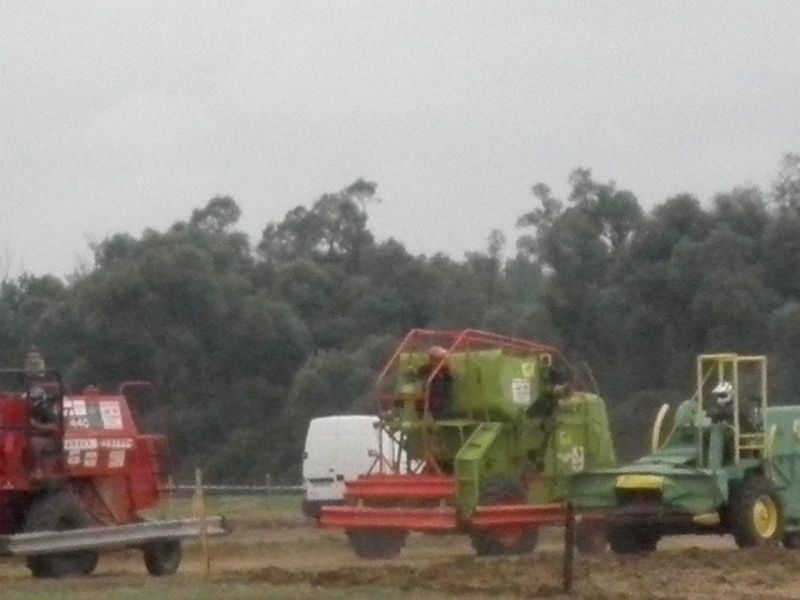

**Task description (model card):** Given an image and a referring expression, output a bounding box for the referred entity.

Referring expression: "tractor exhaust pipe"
[651,403,670,453]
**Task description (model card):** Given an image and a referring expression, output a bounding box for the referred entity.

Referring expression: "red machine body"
[0,367,226,579]
[0,383,167,535]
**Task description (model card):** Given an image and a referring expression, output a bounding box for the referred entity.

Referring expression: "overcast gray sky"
[2,1,799,277]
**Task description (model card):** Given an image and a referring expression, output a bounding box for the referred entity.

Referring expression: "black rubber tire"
[346,530,407,559]
[730,475,784,548]
[782,532,800,549]
[143,540,182,576]
[23,490,100,578]
[575,521,608,554]
[301,499,324,519]
[608,524,659,554]
[468,478,539,557]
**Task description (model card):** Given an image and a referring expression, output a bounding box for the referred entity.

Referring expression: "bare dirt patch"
[208,526,800,599]
[3,512,800,599]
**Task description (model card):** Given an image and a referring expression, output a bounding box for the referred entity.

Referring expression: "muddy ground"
[2,503,800,599]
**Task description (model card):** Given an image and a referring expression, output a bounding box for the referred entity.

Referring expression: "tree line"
[2,153,799,481]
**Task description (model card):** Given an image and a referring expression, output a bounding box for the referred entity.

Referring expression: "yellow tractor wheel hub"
[752,495,778,539]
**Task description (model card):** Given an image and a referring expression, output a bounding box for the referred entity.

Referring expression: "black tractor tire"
[468,478,539,557]
[729,475,784,548]
[608,524,659,554]
[23,490,100,578]
[575,521,608,554]
[346,530,407,559]
[143,540,182,576]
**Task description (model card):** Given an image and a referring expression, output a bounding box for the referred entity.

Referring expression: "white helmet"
[712,381,733,404]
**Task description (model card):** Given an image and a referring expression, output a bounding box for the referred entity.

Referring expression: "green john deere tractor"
[571,353,800,553]
[320,329,617,557]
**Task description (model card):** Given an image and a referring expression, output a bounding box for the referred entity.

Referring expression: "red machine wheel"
[23,490,100,578]
[469,478,538,556]
[143,540,182,576]
[346,530,407,559]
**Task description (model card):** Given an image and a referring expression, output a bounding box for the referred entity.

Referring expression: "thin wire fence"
[162,482,304,497]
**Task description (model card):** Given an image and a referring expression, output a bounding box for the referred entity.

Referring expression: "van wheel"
[301,500,323,519]
[346,530,406,559]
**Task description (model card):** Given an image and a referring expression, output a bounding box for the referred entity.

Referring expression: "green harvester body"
[390,347,616,514]
[320,329,617,557]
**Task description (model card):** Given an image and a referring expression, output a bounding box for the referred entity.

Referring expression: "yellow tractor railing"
[696,354,768,465]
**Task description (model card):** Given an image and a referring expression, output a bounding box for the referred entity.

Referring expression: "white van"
[301,415,402,518]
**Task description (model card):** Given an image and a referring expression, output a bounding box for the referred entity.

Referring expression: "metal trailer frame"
[0,517,229,557]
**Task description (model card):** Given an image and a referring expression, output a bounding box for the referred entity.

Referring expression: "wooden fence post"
[194,468,210,577]
[562,502,575,594]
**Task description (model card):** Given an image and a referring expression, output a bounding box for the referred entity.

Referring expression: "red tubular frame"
[375,328,577,419]
[321,330,578,538]
[373,328,577,475]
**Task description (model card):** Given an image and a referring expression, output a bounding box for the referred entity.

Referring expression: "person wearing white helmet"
[710,380,734,423]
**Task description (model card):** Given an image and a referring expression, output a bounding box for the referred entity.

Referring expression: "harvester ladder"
[454,422,503,516]
[738,433,765,452]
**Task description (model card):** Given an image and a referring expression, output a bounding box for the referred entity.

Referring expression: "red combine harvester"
[0,361,226,577]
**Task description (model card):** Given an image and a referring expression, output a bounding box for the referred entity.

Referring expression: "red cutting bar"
[344,475,456,501]
[319,505,458,532]
[469,503,567,528]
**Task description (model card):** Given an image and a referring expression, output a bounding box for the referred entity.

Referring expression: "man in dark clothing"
[29,387,58,432]
[417,346,454,419]
[528,365,569,419]
[27,386,60,478]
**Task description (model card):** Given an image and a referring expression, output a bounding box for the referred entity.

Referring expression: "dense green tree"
[762,209,800,299]
[772,152,800,211]
[4,154,799,478]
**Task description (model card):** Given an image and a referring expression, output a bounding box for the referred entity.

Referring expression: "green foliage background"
[4,156,800,482]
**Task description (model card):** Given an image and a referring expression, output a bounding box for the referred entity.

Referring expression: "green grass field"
[144,493,303,525]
